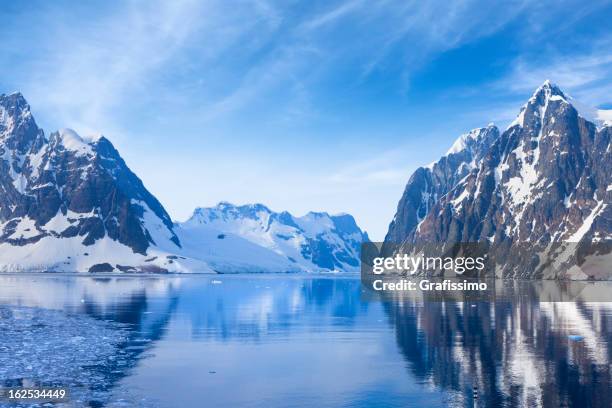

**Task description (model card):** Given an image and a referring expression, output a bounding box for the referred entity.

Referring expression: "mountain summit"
[385,81,611,279]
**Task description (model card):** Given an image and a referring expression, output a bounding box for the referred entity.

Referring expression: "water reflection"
[384,298,611,407]
[0,275,609,408]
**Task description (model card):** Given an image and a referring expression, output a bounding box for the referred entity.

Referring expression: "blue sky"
[1,0,612,239]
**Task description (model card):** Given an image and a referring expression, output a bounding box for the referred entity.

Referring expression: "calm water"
[0,274,610,408]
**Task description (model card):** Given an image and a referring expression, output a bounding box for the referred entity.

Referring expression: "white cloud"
[17,0,281,134]
[359,0,530,79]
[23,1,193,131]
[490,33,612,108]
[299,0,365,31]
[497,55,612,94]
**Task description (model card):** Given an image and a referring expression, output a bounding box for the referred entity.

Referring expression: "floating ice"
[568,334,584,341]
[0,306,154,407]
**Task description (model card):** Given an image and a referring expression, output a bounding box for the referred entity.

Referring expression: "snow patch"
[451,188,470,210]
[8,217,39,239]
[446,127,487,155]
[567,200,606,242]
[131,200,179,250]
[57,128,95,157]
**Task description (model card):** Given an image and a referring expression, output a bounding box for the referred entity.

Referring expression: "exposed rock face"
[0,93,192,272]
[385,82,611,279]
[384,124,499,246]
[179,202,369,272]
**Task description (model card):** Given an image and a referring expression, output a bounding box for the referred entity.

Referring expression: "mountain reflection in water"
[0,275,609,408]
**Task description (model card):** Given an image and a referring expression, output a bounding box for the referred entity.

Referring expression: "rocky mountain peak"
[534,79,565,98]
[0,92,189,272]
[386,82,611,279]
[446,123,498,156]
[0,92,30,116]
[330,213,365,237]
[510,80,574,131]
[47,128,98,158]
[0,92,43,154]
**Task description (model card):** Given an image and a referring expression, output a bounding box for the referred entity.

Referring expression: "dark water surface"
[0,274,610,407]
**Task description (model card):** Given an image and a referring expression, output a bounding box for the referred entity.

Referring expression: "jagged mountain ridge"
[0,92,203,272]
[385,81,611,279]
[177,202,369,273]
[0,92,367,273]
[384,124,500,246]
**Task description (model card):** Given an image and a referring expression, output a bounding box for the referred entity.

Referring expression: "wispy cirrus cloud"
[495,54,612,97]
[327,140,439,187]
[17,0,204,133]
[195,0,551,119]
[10,0,602,132]
[484,34,612,124]
[298,0,365,31]
[5,0,280,134]
[445,33,612,128]
[5,0,612,131]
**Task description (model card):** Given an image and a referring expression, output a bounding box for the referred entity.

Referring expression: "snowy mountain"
[0,92,206,272]
[385,81,611,279]
[177,202,369,273]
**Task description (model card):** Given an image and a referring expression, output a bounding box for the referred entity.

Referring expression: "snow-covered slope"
[177,202,369,273]
[0,92,210,272]
[177,225,305,273]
